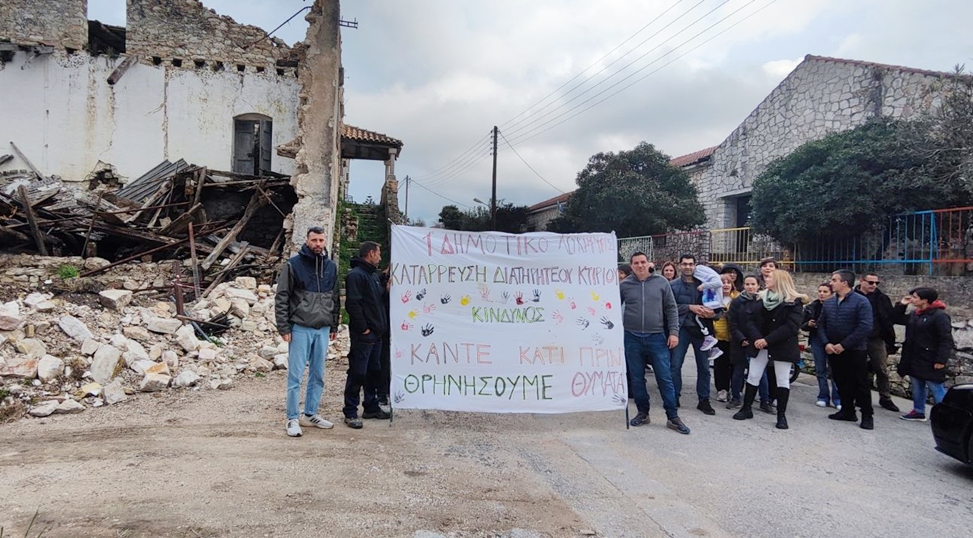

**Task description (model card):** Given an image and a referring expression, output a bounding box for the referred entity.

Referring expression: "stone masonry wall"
[126,0,291,68]
[695,55,946,229]
[0,0,87,51]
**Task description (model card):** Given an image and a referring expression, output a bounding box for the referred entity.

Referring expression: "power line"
[420,145,494,188]
[409,130,492,182]
[507,0,763,147]
[410,179,472,209]
[499,0,689,131]
[504,0,733,141]
[497,130,566,194]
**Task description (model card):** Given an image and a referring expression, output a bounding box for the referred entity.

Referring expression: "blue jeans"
[343,332,383,418]
[670,326,710,402]
[286,324,330,420]
[811,339,840,406]
[624,331,679,419]
[730,360,770,403]
[911,377,947,414]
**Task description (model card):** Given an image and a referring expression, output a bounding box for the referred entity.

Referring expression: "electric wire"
[497,130,565,194]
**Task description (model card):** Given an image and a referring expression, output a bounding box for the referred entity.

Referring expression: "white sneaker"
[836,404,842,412]
[707,347,723,362]
[816,400,828,407]
[717,389,728,402]
[299,414,334,429]
[286,419,302,437]
[700,335,718,351]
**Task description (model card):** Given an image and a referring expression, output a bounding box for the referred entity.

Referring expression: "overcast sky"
[88,0,973,225]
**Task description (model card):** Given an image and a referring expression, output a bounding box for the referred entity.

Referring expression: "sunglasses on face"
[864,280,880,285]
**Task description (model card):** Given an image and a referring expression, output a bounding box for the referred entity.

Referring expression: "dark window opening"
[87,20,126,56]
[237,64,246,72]
[255,66,265,73]
[171,58,182,67]
[65,47,77,55]
[213,61,225,72]
[194,59,205,68]
[276,68,284,76]
[232,115,273,176]
[152,56,162,65]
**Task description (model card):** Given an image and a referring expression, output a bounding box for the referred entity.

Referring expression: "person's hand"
[742,340,749,347]
[667,335,679,350]
[833,343,845,354]
[363,328,371,335]
[825,343,836,355]
[754,338,768,350]
[697,284,704,291]
[901,295,913,306]
[690,305,715,318]
[330,332,337,341]
[934,363,945,370]
[281,333,292,343]
[807,319,817,328]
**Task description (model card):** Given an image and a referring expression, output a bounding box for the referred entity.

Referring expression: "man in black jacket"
[342,241,390,428]
[855,272,900,412]
[275,227,341,438]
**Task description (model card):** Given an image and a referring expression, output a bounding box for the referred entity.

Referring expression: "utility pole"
[403,175,410,222]
[491,126,498,230]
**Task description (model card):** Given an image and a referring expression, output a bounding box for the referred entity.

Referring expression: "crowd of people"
[273,227,954,438]
[618,254,956,434]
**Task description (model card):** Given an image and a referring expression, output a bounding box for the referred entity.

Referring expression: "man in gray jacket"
[275,227,341,438]
[620,252,690,434]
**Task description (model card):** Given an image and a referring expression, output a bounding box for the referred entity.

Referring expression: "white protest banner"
[389,225,627,414]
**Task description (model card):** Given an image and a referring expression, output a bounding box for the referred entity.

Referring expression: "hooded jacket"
[274,244,340,335]
[345,256,389,337]
[892,300,953,383]
[727,292,762,365]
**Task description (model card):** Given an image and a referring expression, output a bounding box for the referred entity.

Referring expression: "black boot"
[775,388,790,430]
[733,383,758,420]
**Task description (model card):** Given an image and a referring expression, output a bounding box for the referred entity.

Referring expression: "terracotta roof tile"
[528,192,572,212]
[669,146,717,168]
[342,124,403,148]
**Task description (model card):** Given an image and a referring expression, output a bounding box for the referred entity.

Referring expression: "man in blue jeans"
[669,254,718,415]
[275,227,341,438]
[619,252,690,434]
[343,241,390,428]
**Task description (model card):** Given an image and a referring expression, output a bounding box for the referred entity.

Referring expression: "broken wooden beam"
[200,192,267,270]
[158,203,201,236]
[9,142,48,182]
[201,244,250,299]
[107,55,138,85]
[79,238,191,277]
[17,185,48,255]
[0,154,12,166]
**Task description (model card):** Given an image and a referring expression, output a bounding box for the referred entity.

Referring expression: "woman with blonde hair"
[732,269,808,429]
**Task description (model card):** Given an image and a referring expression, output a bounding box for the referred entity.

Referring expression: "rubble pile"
[0,264,347,422]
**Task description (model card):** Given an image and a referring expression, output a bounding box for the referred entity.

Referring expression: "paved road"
[521,365,973,538]
[2,358,970,538]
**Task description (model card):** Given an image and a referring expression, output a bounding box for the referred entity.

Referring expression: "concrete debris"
[37,354,64,383]
[139,373,171,392]
[0,258,357,421]
[28,400,59,417]
[99,289,133,311]
[58,315,94,341]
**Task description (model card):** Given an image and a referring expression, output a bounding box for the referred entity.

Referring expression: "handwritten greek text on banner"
[389,225,627,414]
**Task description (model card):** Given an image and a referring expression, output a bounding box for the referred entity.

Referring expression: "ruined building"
[0,0,402,253]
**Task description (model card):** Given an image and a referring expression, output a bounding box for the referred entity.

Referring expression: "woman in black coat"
[726,275,770,410]
[892,287,954,421]
[732,269,807,429]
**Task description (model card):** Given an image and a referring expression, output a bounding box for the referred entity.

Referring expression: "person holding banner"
[275,226,340,438]
[620,252,691,434]
[343,241,390,429]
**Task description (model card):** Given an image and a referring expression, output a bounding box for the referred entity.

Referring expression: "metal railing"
[618,206,973,275]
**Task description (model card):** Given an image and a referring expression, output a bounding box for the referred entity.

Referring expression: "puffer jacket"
[274,244,340,335]
[757,298,804,364]
[727,292,763,365]
[892,301,953,383]
[345,256,389,337]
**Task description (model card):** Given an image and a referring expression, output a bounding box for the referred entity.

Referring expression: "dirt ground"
[0,363,604,538]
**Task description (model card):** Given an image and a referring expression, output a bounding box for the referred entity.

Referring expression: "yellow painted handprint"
[555,289,565,300]
[408,309,418,319]
[590,290,601,301]
[460,295,471,306]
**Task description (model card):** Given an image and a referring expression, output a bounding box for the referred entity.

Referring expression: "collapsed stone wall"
[0,0,88,51]
[126,0,291,69]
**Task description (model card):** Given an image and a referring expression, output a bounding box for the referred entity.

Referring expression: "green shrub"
[57,264,79,279]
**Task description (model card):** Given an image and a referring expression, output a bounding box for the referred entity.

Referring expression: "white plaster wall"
[0,52,298,182]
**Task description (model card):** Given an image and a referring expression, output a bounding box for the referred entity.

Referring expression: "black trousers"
[829,349,873,417]
[378,333,391,400]
[714,340,732,392]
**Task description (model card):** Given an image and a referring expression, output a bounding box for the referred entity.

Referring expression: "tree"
[437,200,531,233]
[547,142,705,237]
[749,118,962,245]
[913,66,973,194]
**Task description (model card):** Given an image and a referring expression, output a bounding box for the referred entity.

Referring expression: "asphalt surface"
[519,364,973,538]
